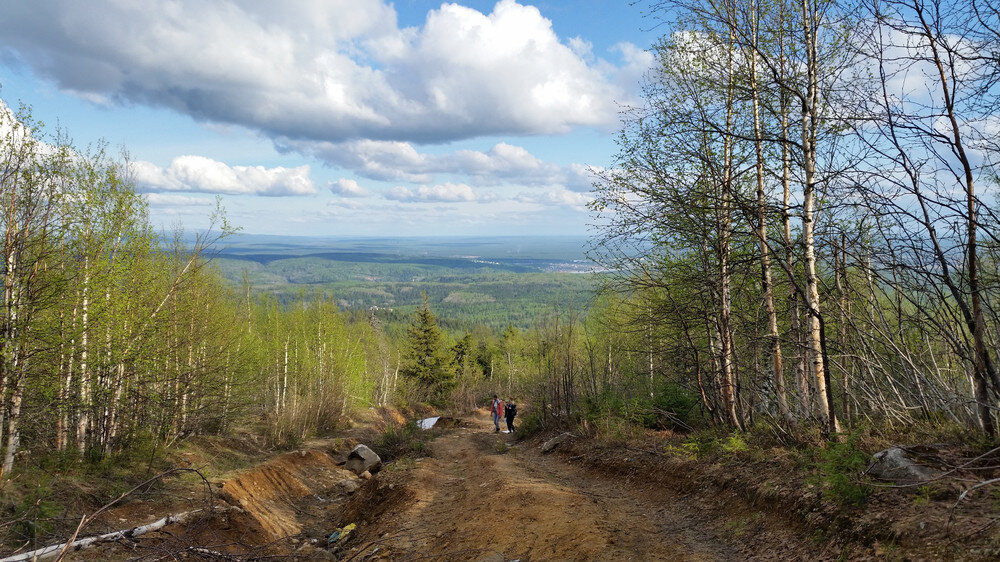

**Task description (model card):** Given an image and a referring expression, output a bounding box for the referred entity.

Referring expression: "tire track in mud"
[345,411,736,561]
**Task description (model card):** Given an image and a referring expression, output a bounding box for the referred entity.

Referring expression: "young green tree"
[400,295,454,396]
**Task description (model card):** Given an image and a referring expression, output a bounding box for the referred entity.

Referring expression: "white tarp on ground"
[417,417,440,430]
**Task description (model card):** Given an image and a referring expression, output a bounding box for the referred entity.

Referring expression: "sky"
[0,0,659,237]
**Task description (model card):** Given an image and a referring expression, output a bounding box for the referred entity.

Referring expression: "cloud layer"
[281,139,599,190]
[133,156,317,196]
[1,0,636,144]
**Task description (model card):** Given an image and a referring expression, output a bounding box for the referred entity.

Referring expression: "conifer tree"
[450,332,476,381]
[400,295,454,394]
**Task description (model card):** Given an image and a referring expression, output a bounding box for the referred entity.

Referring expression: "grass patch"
[723,512,762,538]
[384,457,418,472]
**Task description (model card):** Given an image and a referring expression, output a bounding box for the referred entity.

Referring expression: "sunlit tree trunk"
[799,0,838,433]
[77,256,91,454]
[749,0,792,425]
[717,25,742,430]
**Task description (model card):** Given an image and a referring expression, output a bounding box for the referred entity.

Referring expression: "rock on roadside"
[541,432,574,454]
[345,444,382,475]
[867,446,941,483]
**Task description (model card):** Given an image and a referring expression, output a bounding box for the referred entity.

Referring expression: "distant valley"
[212,234,601,331]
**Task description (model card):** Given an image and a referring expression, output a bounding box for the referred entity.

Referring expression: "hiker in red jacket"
[490,394,505,433]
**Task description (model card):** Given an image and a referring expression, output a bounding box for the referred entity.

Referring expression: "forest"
[211,236,599,332]
[5,0,1000,554]
[588,0,1000,437]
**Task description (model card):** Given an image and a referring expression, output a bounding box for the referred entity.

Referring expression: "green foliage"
[671,430,750,459]
[451,332,482,382]
[913,485,932,506]
[720,434,749,455]
[215,237,598,333]
[7,483,60,546]
[812,434,872,507]
[373,420,429,463]
[581,383,700,432]
[639,383,701,430]
[581,389,631,423]
[515,408,545,438]
[663,441,700,460]
[400,296,455,399]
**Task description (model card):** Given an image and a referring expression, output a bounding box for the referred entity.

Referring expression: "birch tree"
[0,104,69,477]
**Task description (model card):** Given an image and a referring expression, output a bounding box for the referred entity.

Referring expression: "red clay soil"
[55,441,363,560]
[220,448,358,541]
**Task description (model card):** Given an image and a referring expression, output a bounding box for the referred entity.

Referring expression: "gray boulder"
[541,432,574,454]
[345,444,382,475]
[867,446,940,483]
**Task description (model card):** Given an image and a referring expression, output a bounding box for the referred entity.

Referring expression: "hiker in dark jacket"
[504,399,517,433]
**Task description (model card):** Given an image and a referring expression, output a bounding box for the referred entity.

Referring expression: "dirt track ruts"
[347,409,739,561]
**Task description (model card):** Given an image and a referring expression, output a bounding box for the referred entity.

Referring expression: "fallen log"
[1,508,219,562]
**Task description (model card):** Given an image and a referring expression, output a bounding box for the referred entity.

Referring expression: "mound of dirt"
[220,448,359,542]
[433,416,469,429]
[540,433,1000,560]
[337,471,415,528]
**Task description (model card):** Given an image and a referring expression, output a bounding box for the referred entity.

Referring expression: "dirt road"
[344,410,740,561]
[63,409,820,560]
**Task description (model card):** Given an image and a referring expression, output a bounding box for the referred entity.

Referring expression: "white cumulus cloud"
[517,188,593,210]
[282,137,598,189]
[132,156,317,196]
[329,178,369,197]
[0,0,643,144]
[145,193,215,206]
[384,182,486,203]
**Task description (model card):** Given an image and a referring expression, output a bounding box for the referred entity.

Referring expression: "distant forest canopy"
[211,234,600,332]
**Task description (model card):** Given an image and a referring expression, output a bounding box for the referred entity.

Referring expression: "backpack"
[506,403,517,417]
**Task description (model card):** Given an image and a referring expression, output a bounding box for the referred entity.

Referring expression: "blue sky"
[0,1,659,237]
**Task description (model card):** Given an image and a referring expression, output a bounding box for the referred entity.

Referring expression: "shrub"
[581,389,629,424]
[3,480,60,549]
[641,383,700,430]
[813,433,872,507]
[720,434,749,456]
[580,384,700,432]
[516,408,544,438]
[373,420,428,462]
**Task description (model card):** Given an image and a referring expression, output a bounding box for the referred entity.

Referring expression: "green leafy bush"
[720,434,749,456]
[639,383,700,430]
[6,482,60,547]
[581,389,629,423]
[516,408,544,438]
